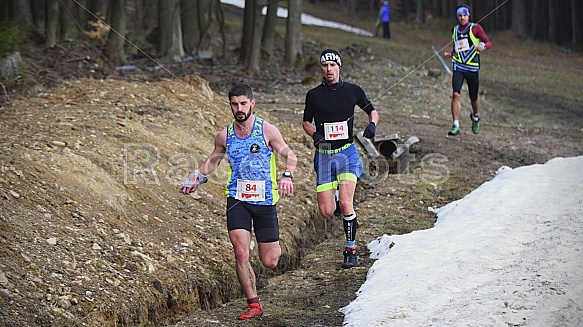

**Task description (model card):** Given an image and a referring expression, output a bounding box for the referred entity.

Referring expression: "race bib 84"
[235,179,266,202]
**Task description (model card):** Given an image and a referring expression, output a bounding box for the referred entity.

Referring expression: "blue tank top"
[225,117,279,205]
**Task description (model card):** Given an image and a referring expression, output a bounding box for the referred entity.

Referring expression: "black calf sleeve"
[343,217,358,243]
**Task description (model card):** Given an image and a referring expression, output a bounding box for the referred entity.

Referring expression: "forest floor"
[1,2,583,327]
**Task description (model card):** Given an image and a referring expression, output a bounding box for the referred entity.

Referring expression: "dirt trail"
[1,4,583,327]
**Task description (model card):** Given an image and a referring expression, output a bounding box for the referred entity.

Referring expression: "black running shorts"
[226,197,280,243]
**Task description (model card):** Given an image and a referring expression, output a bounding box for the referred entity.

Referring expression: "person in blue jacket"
[380,1,391,39]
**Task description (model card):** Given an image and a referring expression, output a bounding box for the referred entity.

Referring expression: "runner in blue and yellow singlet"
[444,5,492,136]
[180,84,297,320]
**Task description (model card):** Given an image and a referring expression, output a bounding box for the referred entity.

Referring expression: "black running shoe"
[342,249,359,269]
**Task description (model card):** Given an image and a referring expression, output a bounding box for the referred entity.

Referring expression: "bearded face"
[229,95,255,123]
[233,105,253,122]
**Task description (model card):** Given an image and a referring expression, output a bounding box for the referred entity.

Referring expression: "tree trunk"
[89,0,106,19]
[196,0,214,59]
[500,0,510,30]
[415,0,424,23]
[106,0,127,65]
[157,1,168,55]
[10,0,35,32]
[548,0,556,43]
[262,0,280,57]
[181,0,214,58]
[493,0,501,32]
[530,0,540,40]
[510,0,527,39]
[432,0,442,18]
[83,0,106,33]
[46,0,59,47]
[158,0,184,59]
[180,0,200,56]
[467,0,474,17]
[141,0,158,38]
[240,0,255,64]
[59,0,74,41]
[451,0,458,18]
[284,0,302,66]
[402,0,410,19]
[214,0,227,56]
[31,0,45,31]
[571,0,578,44]
[441,0,449,19]
[245,0,265,75]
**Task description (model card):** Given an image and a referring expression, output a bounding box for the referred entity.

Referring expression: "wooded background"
[0,0,581,75]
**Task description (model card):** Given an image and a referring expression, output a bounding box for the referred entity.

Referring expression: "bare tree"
[571,0,578,44]
[158,0,184,59]
[140,0,158,38]
[415,0,424,23]
[402,0,410,19]
[510,0,527,39]
[106,0,127,65]
[9,0,35,32]
[492,0,508,32]
[59,0,75,41]
[441,0,451,19]
[466,0,475,16]
[77,0,105,31]
[529,0,542,40]
[181,0,213,58]
[262,0,280,57]
[245,0,265,75]
[239,0,255,64]
[548,0,557,43]
[453,0,461,15]
[200,0,219,58]
[30,0,45,31]
[284,0,302,66]
[214,0,227,56]
[181,0,197,56]
[432,0,442,18]
[45,0,59,47]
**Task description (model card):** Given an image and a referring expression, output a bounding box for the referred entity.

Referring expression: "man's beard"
[234,107,252,122]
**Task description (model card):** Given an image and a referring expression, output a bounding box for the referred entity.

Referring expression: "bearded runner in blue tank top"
[303,49,379,269]
[179,84,297,320]
[444,5,492,136]
[225,117,279,205]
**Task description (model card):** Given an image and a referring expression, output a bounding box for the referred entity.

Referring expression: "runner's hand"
[363,122,376,139]
[278,178,293,196]
[179,170,208,194]
[312,132,325,147]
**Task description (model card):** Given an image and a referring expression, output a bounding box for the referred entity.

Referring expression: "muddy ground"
[1,3,582,327]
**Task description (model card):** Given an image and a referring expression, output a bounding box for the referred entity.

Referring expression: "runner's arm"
[472,24,492,51]
[265,123,296,196]
[197,128,227,175]
[265,123,297,175]
[179,129,227,194]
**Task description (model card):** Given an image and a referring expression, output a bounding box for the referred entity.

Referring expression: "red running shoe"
[238,301,263,320]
